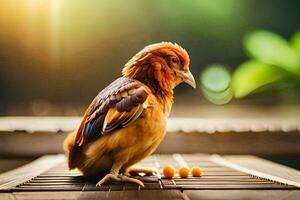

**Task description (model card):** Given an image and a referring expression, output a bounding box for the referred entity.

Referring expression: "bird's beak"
[182,70,196,88]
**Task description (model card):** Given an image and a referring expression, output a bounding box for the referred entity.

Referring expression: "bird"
[63,42,196,187]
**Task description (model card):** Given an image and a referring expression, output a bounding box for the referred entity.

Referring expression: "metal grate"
[12,154,297,191]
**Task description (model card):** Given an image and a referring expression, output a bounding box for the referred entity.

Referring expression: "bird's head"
[122,42,196,97]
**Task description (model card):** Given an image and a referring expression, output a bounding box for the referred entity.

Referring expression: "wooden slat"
[0,155,65,190]
[0,159,32,174]
[0,117,299,157]
[12,192,82,200]
[1,131,300,157]
[77,190,188,200]
[0,117,299,133]
[0,193,15,200]
[0,154,299,200]
[214,155,300,187]
[185,190,300,200]
[3,154,297,192]
[157,132,300,155]
[168,118,300,133]
[12,190,300,200]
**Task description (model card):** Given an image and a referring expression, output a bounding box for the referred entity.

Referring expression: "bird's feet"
[119,174,144,187]
[125,166,158,176]
[95,173,120,187]
[95,173,144,187]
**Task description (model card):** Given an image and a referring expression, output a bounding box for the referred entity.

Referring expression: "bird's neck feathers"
[122,57,174,111]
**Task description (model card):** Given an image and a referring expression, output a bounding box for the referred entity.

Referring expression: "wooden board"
[0,117,299,133]
[1,131,299,158]
[0,116,299,157]
[185,190,300,200]
[0,155,65,190]
[0,154,299,200]
[10,190,188,200]
[219,155,300,187]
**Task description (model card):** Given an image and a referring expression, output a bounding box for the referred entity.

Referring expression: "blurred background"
[0,0,300,116]
[0,0,300,174]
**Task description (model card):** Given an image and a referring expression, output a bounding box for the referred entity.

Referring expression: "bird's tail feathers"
[63,131,82,169]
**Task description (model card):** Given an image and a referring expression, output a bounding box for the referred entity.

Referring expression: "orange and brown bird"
[64,42,195,186]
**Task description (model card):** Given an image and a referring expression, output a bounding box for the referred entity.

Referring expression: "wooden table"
[0,154,299,200]
[0,116,299,199]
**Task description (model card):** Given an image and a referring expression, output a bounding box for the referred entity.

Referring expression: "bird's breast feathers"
[82,89,169,168]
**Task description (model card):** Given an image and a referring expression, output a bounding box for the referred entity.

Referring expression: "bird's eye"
[171,57,179,64]
[167,56,181,69]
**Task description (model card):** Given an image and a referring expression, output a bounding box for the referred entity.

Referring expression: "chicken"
[63,42,196,187]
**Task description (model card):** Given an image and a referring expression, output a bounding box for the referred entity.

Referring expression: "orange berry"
[178,167,189,178]
[163,165,175,178]
[191,166,202,177]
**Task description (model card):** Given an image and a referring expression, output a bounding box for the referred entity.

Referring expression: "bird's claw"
[119,174,144,187]
[95,173,144,187]
[95,173,120,187]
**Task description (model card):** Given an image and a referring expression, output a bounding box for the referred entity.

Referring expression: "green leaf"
[291,30,300,57]
[244,30,300,73]
[232,60,289,98]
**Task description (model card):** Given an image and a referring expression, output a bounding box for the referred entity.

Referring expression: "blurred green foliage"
[244,30,300,74]
[1,1,300,114]
[201,30,300,104]
[232,60,289,98]
[292,30,300,57]
[200,65,232,105]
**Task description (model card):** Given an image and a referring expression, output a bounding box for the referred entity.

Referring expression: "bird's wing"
[75,77,149,146]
